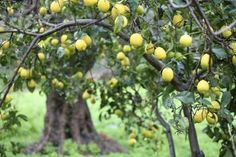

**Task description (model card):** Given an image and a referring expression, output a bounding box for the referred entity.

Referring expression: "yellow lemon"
[145,43,155,55]
[161,67,174,82]
[60,34,68,44]
[4,95,13,104]
[230,42,236,54]
[172,14,184,27]
[75,39,87,51]
[116,52,126,60]
[141,128,154,138]
[37,52,45,61]
[136,5,144,15]
[221,26,232,38]
[210,101,220,110]
[232,56,236,66]
[39,7,47,16]
[197,80,210,94]
[84,0,98,6]
[27,79,37,89]
[193,109,207,123]
[206,112,218,125]
[7,7,14,16]
[154,47,166,60]
[128,133,136,139]
[51,38,59,46]
[50,1,62,13]
[111,3,128,19]
[20,69,31,79]
[123,45,131,53]
[128,138,137,146]
[82,90,91,100]
[39,27,45,33]
[2,40,10,49]
[73,71,83,80]
[0,27,5,32]
[81,35,92,46]
[200,54,211,69]
[97,0,110,12]
[115,15,128,27]
[57,81,64,89]
[179,34,192,47]
[130,33,143,47]
[108,77,118,88]
[121,57,130,66]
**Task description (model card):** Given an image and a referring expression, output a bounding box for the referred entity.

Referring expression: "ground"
[1,91,220,157]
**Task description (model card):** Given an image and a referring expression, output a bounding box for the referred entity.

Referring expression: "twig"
[168,0,192,9]
[214,20,236,35]
[227,124,236,157]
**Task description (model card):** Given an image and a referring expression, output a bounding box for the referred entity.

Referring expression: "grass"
[0,91,220,157]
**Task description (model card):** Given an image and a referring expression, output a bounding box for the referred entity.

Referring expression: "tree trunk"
[23,91,125,155]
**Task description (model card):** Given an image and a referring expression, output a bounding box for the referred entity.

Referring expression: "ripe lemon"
[179,34,192,47]
[123,45,131,52]
[115,15,128,27]
[121,57,130,66]
[232,56,236,66]
[129,33,143,47]
[2,40,10,49]
[81,35,92,46]
[50,1,62,13]
[39,27,45,33]
[39,7,47,16]
[111,3,128,19]
[84,0,98,6]
[20,69,31,79]
[51,38,59,46]
[4,95,13,104]
[37,52,45,61]
[206,112,218,125]
[97,0,110,12]
[108,77,118,88]
[82,90,91,100]
[116,52,126,60]
[154,47,166,60]
[172,14,184,27]
[136,5,144,15]
[193,109,207,123]
[141,128,154,138]
[230,42,236,54]
[75,39,87,51]
[60,34,68,44]
[197,80,210,94]
[128,133,136,139]
[7,7,14,16]
[161,67,174,82]
[221,26,232,38]
[74,71,83,80]
[57,81,64,89]
[128,138,136,146]
[27,79,37,89]
[200,54,211,69]
[210,101,220,110]
[145,43,154,55]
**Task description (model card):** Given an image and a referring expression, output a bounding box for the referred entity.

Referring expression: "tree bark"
[23,91,125,155]
[183,105,205,157]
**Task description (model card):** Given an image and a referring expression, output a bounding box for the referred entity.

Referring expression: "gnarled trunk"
[24,91,125,155]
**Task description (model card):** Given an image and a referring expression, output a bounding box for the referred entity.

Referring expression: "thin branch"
[227,124,236,157]
[214,20,236,35]
[0,29,38,36]
[169,0,192,9]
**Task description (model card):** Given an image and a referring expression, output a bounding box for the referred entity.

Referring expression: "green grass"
[1,91,220,157]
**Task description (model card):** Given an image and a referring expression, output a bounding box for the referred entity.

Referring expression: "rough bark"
[23,91,125,155]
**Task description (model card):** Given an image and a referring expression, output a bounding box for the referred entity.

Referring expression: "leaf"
[162,95,174,108]
[127,0,139,15]
[212,47,227,60]
[176,91,195,104]
[221,91,231,107]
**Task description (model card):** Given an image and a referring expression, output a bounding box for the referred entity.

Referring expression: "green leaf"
[176,91,195,104]
[162,95,174,108]
[221,91,231,107]
[212,47,227,60]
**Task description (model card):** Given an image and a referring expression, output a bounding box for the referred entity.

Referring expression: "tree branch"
[168,0,192,9]
[214,20,236,35]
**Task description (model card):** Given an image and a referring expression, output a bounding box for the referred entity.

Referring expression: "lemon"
[167,51,175,58]
[136,5,144,15]
[210,101,220,110]
[230,42,236,54]
[154,47,166,60]
[81,35,92,46]
[41,75,46,80]
[206,112,218,125]
[123,45,131,52]
[211,87,221,97]
[115,15,128,27]
[20,69,31,79]
[108,77,118,88]
[82,90,91,100]
[175,52,184,61]
[2,40,10,49]
[7,7,14,16]
[111,3,128,19]
[27,79,37,89]
[193,109,207,123]
[128,133,136,139]
[121,57,130,66]
[172,14,184,27]
[74,71,83,80]
[114,109,123,117]
[145,43,154,55]
[97,0,110,12]
[197,80,210,94]
[37,52,45,61]
[179,34,192,47]
[221,26,232,38]
[0,27,5,32]
[200,54,211,69]
[130,33,143,47]
[57,81,64,89]
[161,67,174,82]
[51,78,59,87]
[75,39,87,51]
[128,138,137,146]
[84,0,98,6]
[116,52,126,60]
[232,56,236,66]
[60,34,68,44]
[39,27,45,33]
[141,128,154,138]
[50,1,62,13]
[39,7,47,16]
[51,38,59,46]
[4,95,13,104]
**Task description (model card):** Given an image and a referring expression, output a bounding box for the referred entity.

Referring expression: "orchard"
[0,0,236,157]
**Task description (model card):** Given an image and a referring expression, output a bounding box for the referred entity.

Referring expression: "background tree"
[0,0,236,157]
